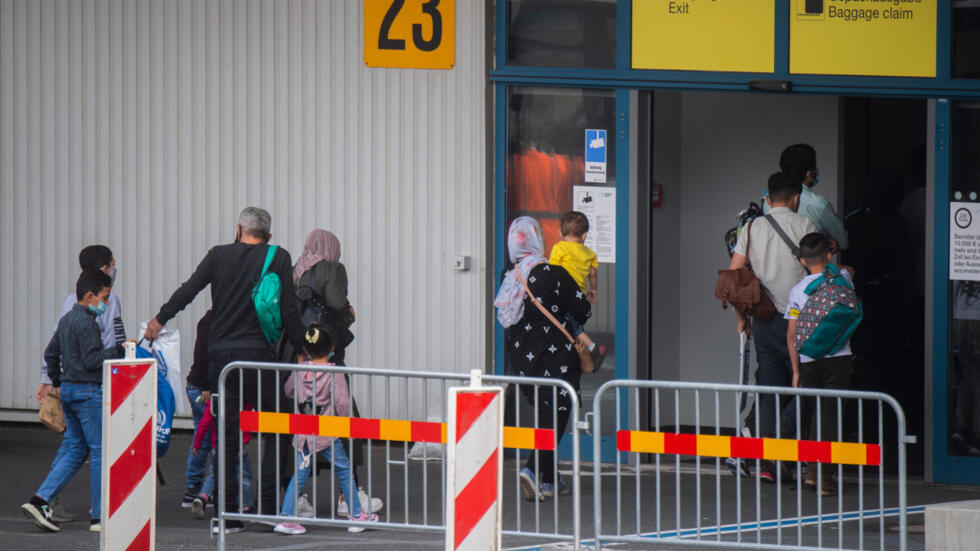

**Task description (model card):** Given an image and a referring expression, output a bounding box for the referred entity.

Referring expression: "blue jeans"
[201,447,253,507]
[281,443,359,518]
[184,384,211,492]
[752,316,796,439]
[37,382,103,520]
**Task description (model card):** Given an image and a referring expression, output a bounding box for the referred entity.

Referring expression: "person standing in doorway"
[729,172,817,483]
[144,206,306,534]
[765,143,848,252]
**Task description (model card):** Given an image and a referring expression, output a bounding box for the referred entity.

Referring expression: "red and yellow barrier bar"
[239,411,556,451]
[616,430,881,466]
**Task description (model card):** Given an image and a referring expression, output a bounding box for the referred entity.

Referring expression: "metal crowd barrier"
[214,361,582,550]
[592,379,911,551]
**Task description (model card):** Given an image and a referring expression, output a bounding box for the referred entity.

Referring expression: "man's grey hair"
[238,207,272,239]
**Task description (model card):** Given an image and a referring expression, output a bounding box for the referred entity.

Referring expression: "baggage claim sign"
[632,0,936,78]
[790,0,936,77]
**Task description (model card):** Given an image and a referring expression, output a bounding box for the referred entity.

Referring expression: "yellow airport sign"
[364,0,454,70]
[632,0,775,73]
[789,0,937,77]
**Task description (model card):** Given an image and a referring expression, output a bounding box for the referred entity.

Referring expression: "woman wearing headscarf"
[292,229,355,364]
[494,216,592,501]
[288,229,381,516]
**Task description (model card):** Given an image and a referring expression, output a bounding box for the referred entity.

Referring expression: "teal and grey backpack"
[793,263,863,359]
[252,245,282,347]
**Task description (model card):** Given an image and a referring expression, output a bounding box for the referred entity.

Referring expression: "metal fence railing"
[211,362,910,551]
[591,379,912,551]
[213,361,582,550]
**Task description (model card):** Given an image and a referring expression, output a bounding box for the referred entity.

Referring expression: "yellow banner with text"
[632,0,775,73]
[789,0,937,77]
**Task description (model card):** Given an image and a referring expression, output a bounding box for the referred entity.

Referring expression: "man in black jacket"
[145,206,305,533]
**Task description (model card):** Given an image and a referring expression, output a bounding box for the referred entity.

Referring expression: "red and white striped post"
[446,370,503,551]
[101,342,157,551]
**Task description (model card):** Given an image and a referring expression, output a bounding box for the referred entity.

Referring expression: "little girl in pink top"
[274,323,378,536]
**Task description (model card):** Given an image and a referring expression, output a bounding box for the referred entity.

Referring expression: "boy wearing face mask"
[33,245,125,523]
[22,270,129,533]
[37,245,125,404]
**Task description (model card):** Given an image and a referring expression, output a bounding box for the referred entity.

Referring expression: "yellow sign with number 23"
[364,0,454,69]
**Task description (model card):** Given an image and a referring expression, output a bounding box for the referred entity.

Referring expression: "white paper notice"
[951,202,980,281]
[573,186,616,263]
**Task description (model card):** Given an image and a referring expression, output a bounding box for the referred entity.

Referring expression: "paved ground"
[2,423,980,550]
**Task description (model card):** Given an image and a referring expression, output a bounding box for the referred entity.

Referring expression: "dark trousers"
[208,347,280,514]
[519,382,574,484]
[753,315,794,438]
[797,355,853,441]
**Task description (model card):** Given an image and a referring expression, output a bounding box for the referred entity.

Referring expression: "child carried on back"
[549,211,607,369]
[274,323,378,536]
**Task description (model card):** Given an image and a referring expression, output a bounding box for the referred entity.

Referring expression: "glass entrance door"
[498,85,623,460]
[943,101,980,483]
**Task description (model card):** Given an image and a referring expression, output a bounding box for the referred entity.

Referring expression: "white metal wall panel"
[0,0,487,422]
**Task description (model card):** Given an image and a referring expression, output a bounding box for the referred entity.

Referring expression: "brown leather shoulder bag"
[715,218,776,321]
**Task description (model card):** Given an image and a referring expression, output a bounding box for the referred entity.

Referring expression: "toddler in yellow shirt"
[549,211,607,369]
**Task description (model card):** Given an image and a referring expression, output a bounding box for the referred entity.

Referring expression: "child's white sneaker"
[347,510,379,533]
[295,494,314,518]
[274,522,306,535]
[337,488,383,515]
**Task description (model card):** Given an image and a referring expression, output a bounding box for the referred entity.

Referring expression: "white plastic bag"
[138,321,184,415]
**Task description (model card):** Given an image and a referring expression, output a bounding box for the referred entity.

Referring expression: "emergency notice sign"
[574,186,616,264]
[951,202,980,281]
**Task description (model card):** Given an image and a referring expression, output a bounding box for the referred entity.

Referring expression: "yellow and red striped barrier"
[616,430,881,466]
[239,410,557,451]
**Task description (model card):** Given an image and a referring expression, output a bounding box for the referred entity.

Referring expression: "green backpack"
[252,245,282,347]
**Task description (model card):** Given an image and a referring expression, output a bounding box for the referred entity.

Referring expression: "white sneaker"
[274,522,306,535]
[295,494,314,518]
[337,488,383,516]
[347,511,379,533]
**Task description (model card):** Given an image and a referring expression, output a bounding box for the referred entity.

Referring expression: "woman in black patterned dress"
[494,216,591,500]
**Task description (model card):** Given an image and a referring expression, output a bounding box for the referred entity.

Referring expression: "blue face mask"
[107,266,117,284]
[810,169,820,188]
[88,299,108,316]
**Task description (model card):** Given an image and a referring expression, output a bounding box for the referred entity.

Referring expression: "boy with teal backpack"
[785,232,862,496]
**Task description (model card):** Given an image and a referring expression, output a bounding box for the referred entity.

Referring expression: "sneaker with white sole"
[191,495,208,519]
[539,479,570,497]
[180,490,196,508]
[295,494,314,518]
[337,488,384,515]
[274,522,306,535]
[519,468,544,502]
[21,500,60,532]
[725,457,751,477]
[347,510,379,533]
[211,520,245,534]
[89,519,101,532]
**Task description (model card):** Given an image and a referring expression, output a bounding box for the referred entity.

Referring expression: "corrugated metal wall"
[0,0,488,421]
